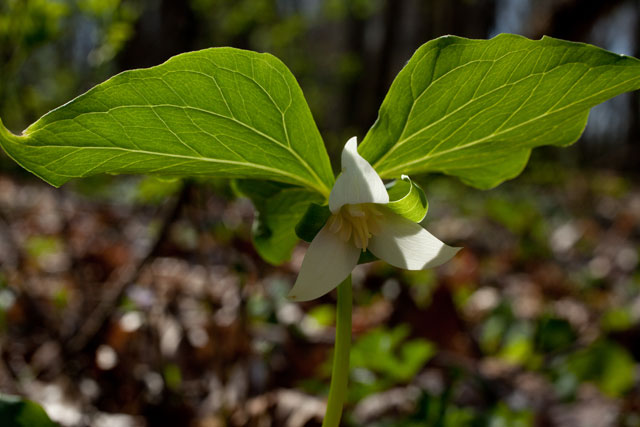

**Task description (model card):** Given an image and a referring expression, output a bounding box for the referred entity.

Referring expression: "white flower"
[288,137,460,301]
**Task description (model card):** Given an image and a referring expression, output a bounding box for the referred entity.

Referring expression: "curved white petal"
[288,226,360,301]
[329,136,389,213]
[368,210,460,270]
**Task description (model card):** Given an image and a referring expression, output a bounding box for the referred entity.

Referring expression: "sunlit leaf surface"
[360,34,640,189]
[0,48,334,197]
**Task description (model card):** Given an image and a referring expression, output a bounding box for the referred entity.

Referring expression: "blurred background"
[1,0,640,426]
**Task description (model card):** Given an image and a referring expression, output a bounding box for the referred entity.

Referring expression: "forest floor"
[1,160,639,427]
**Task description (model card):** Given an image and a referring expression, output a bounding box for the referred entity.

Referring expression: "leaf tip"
[0,117,14,141]
[0,119,68,188]
[0,117,20,158]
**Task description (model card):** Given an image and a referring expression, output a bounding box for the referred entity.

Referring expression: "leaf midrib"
[28,102,330,196]
[22,142,328,195]
[370,47,526,166]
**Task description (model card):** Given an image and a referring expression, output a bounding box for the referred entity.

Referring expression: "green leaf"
[0,394,58,427]
[535,316,576,352]
[234,180,323,265]
[560,340,635,398]
[0,48,333,197]
[386,175,428,222]
[359,34,640,189]
[350,325,436,382]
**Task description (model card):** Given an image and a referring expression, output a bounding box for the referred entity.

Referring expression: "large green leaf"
[359,34,640,189]
[0,48,334,197]
[233,180,323,265]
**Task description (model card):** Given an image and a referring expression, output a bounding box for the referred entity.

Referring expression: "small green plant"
[1,34,639,426]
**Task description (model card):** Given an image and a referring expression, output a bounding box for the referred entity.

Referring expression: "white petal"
[368,210,460,270]
[288,226,360,301]
[329,136,389,213]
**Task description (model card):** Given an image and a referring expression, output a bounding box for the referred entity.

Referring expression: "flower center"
[326,204,383,250]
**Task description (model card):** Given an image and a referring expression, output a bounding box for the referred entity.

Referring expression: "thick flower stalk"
[288,136,460,301]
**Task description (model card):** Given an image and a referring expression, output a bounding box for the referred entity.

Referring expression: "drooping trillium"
[288,137,460,301]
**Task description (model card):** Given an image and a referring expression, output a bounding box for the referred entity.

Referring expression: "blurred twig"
[63,182,190,355]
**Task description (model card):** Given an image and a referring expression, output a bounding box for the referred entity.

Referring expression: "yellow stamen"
[327,203,383,251]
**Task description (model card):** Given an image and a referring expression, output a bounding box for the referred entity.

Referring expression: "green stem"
[322,275,352,427]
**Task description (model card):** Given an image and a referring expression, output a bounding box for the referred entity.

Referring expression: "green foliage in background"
[349,325,436,401]
[553,339,635,398]
[0,0,138,132]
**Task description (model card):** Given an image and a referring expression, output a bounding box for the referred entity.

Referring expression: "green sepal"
[295,203,331,243]
[385,175,428,222]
